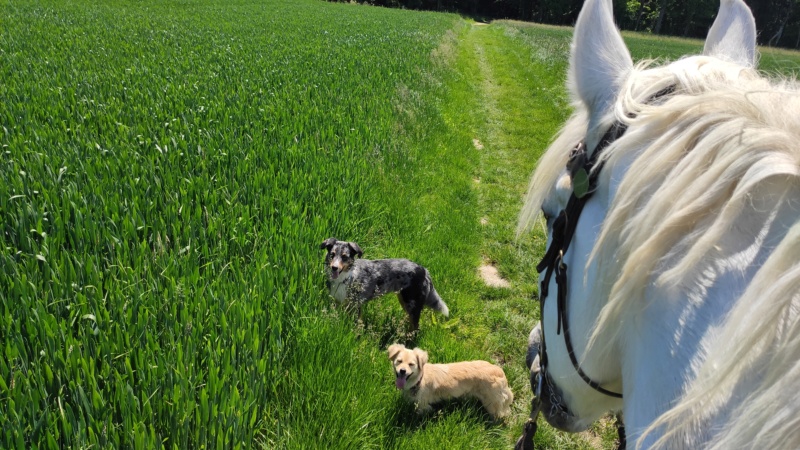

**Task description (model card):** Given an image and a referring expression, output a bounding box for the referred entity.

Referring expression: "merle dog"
[319,238,449,330]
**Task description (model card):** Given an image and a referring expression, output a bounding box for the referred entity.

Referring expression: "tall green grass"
[0,0,458,447]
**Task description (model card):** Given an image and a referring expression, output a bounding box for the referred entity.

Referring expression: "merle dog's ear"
[413,348,428,368]
[320,237,337,251]
[349,242,363,258]
[387,343,405,361]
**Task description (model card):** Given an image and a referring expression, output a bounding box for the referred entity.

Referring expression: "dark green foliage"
[328,0,800,50]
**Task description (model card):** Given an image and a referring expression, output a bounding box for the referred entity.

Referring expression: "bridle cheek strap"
[556,260,624,398]
[518,87,675,449]
[536,121,628,399]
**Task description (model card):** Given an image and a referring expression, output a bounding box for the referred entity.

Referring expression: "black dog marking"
[319,238,449,330]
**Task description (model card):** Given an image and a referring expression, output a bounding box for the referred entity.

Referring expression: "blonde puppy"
[387,343,513,419]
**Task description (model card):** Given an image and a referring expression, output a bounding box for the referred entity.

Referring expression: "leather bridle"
[515,122,626,450]
[516,87,675,450]
[535,120,627,400]
[537,85,675,401]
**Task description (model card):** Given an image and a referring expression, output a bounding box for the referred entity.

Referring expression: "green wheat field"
[2,0,799,448]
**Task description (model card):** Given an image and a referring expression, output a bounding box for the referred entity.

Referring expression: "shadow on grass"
[359,304,421,350]
[389,395,505,431]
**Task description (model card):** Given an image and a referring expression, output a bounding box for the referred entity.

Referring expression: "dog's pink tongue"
[395,377,406,390]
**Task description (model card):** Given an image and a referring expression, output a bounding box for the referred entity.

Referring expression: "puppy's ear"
[387,344,405,361]
[413,348,428,368]
[320,237,337,251]
[348,242,363,258]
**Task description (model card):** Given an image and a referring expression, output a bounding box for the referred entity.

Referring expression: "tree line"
[333,0,800,50]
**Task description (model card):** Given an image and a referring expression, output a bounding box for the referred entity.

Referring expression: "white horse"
[517,0,800,448]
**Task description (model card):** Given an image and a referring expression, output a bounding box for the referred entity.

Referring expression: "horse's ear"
[703,0,757,68]
[568,0,633,122]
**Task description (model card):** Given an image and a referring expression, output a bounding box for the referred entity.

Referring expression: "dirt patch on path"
[478,262,511,288]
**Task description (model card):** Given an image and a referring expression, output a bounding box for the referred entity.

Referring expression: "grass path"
[345,20,617,449]
[444,22,621,449]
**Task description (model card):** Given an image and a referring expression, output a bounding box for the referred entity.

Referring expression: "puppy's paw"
[415,404,432,415]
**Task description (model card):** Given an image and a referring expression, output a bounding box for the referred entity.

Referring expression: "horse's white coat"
[519,0,800,448]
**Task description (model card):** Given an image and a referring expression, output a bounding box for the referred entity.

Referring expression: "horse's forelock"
[590,56,796,320]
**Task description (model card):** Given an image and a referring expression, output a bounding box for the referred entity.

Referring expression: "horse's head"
[519,0,758,434]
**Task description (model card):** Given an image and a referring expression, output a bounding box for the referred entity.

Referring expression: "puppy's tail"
[424,271,449,317]
[502,382,514,415]
[494,375,514,419]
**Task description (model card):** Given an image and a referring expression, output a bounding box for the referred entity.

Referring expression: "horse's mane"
[520,57,800,449]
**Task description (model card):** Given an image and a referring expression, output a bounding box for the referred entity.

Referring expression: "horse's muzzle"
[538,369,588,432]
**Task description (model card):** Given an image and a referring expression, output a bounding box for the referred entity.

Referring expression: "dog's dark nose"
[398,369,406,377]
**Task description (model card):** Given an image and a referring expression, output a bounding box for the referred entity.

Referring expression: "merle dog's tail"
[424,270,449,316]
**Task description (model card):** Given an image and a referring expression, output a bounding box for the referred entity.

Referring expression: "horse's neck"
[620,285,732,446]
[608,163,800,447]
